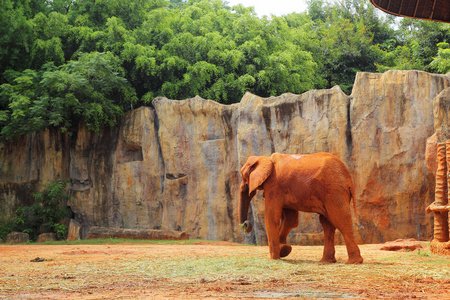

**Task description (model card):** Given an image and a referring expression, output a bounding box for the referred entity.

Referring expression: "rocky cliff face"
[1,70,449,244]
[351,71,449,243]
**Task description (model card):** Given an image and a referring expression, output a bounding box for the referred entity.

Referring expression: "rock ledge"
[88,226,189,240]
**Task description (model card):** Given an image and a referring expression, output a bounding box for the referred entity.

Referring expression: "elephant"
[239,152,363,264]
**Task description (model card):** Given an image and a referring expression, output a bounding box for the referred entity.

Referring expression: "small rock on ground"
[380,238,424,251]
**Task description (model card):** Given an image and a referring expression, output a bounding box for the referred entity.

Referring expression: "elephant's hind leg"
[279,209,298,258]
[326,200,363,264]
[319,215,337,263]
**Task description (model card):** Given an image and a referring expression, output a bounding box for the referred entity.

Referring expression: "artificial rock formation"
[1,70,450,245]
[37,233,57,242]
[425,86,450,255]
[379,238,424,252]
[87,226,188,240]
[67,219,82,241]
[351,71,449,243]
[5,232,29,244]
[425,141,450,255]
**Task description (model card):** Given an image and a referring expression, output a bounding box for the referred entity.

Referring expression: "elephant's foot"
[269,251,281,260]
[319,254,337,263]
[319,257,337,263]
[280,244,292,258]
[345,256,364,264]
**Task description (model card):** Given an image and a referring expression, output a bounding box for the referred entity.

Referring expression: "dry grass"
[0,242,449,299]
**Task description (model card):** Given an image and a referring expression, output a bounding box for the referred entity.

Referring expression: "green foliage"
[429,42,450,74]
[1,0,450,138]
[416,249,431,257]
[0,0,34,76]
[11,179,71,241]
[308,0,387,93]
[0,52,136,139]
[0,218,13,240]
[375,42,425,72]
[53,223,69,240]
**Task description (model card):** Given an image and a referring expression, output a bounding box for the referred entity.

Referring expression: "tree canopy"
[0,0,449,139]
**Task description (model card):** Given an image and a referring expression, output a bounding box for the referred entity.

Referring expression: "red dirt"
[0,242,449,299]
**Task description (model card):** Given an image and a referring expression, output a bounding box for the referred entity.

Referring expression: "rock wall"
[0,130,71,221]
[1,70,449,244]
[351,71,449,243]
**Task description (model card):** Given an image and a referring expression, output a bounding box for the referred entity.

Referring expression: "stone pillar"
[447,141,450,242]
[427,141,450,255]
[67,219,81,241]
[434,142,449,242]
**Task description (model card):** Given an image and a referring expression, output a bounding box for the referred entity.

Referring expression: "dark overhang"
[370,0,450,23]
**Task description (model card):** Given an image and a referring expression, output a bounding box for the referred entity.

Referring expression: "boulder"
[66,219,81,241]
[37,233,57,242]
[380,238,424,251]
[87,226,188,240]
[5,232,29,244]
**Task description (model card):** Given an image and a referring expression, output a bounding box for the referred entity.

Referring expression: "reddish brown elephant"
[239,152,363,264]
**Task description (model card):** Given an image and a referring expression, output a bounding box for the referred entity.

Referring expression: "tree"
[0,1,34,82]
[314,10,379,93]
[68,0,166,30]
[1,0,450,138]
[0,52,136,139]
[429,42,450,74]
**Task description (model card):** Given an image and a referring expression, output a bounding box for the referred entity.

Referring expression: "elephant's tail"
[349,185,360,226]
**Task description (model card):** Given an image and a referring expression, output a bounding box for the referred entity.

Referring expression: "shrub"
[0,218,13,240]
[12,179,71,241]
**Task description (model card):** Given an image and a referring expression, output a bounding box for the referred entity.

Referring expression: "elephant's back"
[307,152,353,182]
[272,152,354,190]
[271,152,347,172]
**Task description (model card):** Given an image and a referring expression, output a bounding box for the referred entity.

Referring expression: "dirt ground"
[0,241,449,299]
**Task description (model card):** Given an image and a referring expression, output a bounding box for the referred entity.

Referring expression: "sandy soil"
[0,241,449,299]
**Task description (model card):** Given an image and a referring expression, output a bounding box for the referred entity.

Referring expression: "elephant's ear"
[245,156,273,195]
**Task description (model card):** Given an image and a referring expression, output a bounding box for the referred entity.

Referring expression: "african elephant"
[239,152,363,264]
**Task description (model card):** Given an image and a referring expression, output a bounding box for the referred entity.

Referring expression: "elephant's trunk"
[239,182,254,233]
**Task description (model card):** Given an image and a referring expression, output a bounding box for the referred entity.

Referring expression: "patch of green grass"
[35,238,204,245]
[377,250,450,268]
[420,257,450,265]
[27,238,217,246]
[416,249,431,257]
[0,238,213,246]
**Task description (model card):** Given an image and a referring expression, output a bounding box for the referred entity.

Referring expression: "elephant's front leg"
[279,209,299,258]
[264,199,283,259]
